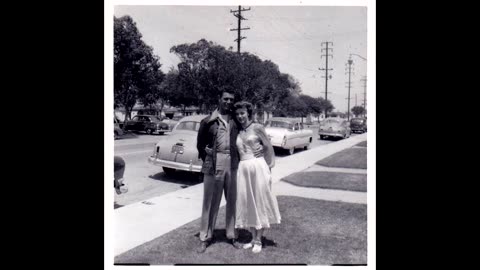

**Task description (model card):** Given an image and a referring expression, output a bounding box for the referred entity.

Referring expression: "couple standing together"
[196,90,282,254]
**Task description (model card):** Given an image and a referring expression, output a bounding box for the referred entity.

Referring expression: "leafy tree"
[299,95,322,116]
[351,106,366,117]
[168,39,301,115]
[114,15,165,120]
[318,98,334,115]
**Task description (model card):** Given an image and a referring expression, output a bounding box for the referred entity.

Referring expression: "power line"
[346,57,353,121]
[360,76,367,116]
[319,41,333,102]
[251,50,317,72]
[229,5,251,54]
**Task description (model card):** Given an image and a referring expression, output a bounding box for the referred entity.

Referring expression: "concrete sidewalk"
[114,133,367,256]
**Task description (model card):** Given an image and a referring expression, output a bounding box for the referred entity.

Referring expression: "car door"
[141,116,152,131]
[125,116,137,131]
[133,116,144,131]
[342,120,351,136]
[291,122,301,147]
[298,122,309,145]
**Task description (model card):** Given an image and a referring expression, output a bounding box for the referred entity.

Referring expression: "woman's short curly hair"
[234,101,254,120]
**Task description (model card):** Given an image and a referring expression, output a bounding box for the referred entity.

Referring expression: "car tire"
[114,131,118,140]
[319,135,324,140]
[158,132,164,135]
[304,144,309,150]
[163,167,175,176]
[146,129,153,135]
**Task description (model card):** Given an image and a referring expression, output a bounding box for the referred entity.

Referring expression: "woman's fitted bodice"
[236,123,262,161]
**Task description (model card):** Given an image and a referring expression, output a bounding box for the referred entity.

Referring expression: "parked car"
[264,117,313,155]
[148,114,208,176]
[114,156,128,195]
[114,117,124,140]
[161,115,183,131]
[318,118,351,140]
[123,115,169,135]
[350,117,367,133]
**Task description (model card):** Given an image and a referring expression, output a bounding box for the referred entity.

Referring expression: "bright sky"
[113,3,368,113]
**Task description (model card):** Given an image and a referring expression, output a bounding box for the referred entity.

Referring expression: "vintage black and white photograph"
[107,0,374,267]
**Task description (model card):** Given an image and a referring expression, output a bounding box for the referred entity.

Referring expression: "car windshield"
[176,121,200,131]
[150,116,162,122]
[351,119,364,124]
[325,119,341,124]
[266,121,293,129]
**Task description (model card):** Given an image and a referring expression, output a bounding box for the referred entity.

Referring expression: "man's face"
[219,92,235,114]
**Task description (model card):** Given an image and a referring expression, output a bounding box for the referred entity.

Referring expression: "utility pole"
[355,93,357,107]
[230,6,251,54]
[346,58,354,121]
[360,76,367,117]
[319,42,333,118]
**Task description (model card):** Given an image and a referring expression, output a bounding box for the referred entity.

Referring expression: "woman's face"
[235,108,249,125]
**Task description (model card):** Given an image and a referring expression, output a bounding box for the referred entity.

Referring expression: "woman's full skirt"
[235,157,281,230]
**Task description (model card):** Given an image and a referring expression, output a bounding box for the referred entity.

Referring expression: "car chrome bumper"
[271,143,288,149]
[148,156,202,172]
[319,131,344,137]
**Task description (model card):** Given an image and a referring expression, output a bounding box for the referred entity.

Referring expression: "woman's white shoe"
[252,242,262,253]
[243,242,253,249]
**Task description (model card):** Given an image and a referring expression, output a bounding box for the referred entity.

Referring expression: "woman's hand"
[252,144,263,158]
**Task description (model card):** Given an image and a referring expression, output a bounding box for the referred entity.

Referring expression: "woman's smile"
[235,109,249,124]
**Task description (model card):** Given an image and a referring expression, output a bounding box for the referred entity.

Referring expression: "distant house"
[114,102,199,121]
[162,105,199,119]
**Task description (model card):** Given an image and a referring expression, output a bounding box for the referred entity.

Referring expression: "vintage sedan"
[318,118,351,140]
[114,117,124,140]
[161,115,183,131]
[114,156,128,195]
[148,114,208,176]
[350,117,367,133]
[264,117,313,155]
[124,115,169,135]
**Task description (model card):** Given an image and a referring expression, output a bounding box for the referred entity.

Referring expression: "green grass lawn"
[282,171,367,192]
[356,140,367,147]
[316,147,367,169]
[114,196,367,265]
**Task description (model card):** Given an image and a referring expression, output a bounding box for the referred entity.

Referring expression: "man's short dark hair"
[219,90,235,99]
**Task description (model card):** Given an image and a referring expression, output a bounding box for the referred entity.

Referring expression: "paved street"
[114,128,360,207]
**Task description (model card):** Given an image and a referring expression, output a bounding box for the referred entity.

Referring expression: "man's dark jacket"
[196,113,240,175]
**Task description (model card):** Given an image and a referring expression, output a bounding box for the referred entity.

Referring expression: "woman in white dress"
[233,101,281,253]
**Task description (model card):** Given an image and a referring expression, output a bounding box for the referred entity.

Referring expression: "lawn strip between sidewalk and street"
[316,147,367,169]
[281,171,367,192]
[114,196,367,265]
[355,140,367,147]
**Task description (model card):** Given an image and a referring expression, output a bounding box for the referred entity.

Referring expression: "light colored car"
[264,117,313,155]
[114,156,128,195]
[114,117,124,140]
[161,115,183,131]
[148,115,208,176]
[318,118,351,140]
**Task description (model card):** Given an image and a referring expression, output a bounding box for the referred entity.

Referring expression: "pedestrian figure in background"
[195,90,243,253]
[233,101,281,253]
